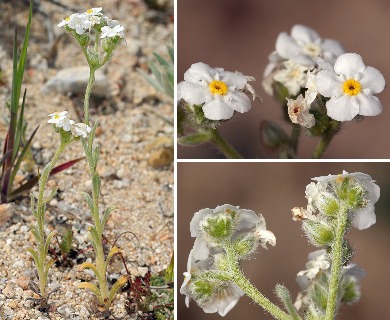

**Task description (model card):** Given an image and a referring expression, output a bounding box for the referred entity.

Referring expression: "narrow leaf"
[44,230,57,255]
[8,125,39,198]
[8,157,84,199]
[105,246,121,268]
[275,284,301,319]
[82,192,94,213]
[178,133,212,146]
[50,157,84,175]
[43,187,58,203]
[79,262,101,282]
[12,88,27,164]
[44,258,56,279]
[0,150,12,167]
[59,228,73,255]
[77,282,102,303]
[27,247,43,270]
[100,206,115,229]
[108,275,130,305]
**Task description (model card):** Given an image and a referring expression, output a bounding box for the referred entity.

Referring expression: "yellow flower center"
[54,115,60,119]
[87,9,93,14]
[65,17,70,21]
[343,79,361,96]
[209,80,228,95]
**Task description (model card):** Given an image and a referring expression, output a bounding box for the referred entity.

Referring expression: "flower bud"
[302,219,334,247]
[232,234,257,259]
[75,33,90,47]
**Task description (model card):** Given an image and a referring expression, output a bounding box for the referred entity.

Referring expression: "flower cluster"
[181,204,275,316]
[57,7,124,39]
[291,171,378,317]
[178,63,256,122]
[263,24,385,127]
[48,111,92,138]
[294,250,366,313]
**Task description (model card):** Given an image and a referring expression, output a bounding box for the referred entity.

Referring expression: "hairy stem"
[225,245,291,320]
[325,205,348,320]
[84,68,95,125]
[312,121,340,159]
[34,138,71,297]
[209,129,242,159]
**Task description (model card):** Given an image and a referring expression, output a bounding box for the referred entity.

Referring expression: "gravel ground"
[0,0,174,319]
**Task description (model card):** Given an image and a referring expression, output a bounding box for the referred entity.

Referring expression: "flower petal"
[352,204,376,230]
[276,32,301,60]
[220,71,247,89]
[316,70,342,97]
[360,66,386,94]
[190,208,212,237]
[184,62,216,85]
[192,236,210,261]
[321,39,345,62]
[334,53,365,77]
[291,24,320,44]
[177,81,208,105]
[224,91,251,113]
[202,96,234,120]
[325,95,359,121]
[356,94,383,117]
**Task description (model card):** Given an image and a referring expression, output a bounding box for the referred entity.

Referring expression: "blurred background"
[178,162,390,319]
[177,0,390,158]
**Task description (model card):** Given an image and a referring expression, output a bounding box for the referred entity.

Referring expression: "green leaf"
[178,133,212,146]
[27,247,43,270]
[108,275,130,305]
[44,230,57,256]
[59,228,73,256]
[100,205,115,229]
[8,124,39,199]
[43,187,58,203]
[82,192,94,213]
[78,282,102,303]
[11,88,27,164]
[275,284,301,319]
[79,262,102,282]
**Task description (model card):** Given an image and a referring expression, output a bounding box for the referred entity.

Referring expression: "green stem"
[35,138,70,297]
[312,121,340,159]
[84,68,96,125]
[209,129,242,159]
[225,245,291,320]
[290,124,301,154]
[325,205,348,320]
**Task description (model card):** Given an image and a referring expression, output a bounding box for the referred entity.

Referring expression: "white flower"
[47,111,75,132]
[287,94,315,128]
[47,111,68,124]
[253,214,276,249]
[71,123,92,138]
[85,7,103,16]
[276,24,344,67]
[178,62,254,120]
[180,249,244,316]
[312,171,380,230]
[296,249,330,290]
[316,53,386,121]
[57,13,78,28]
[100,25,125,38]
[67,13,92,35]
[273,60,309,96]
[304,70,319,104]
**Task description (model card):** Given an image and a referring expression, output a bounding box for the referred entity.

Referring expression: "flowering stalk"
[209,129,242,159]
[312,120,340,159]
[224,244,291,320]
[325,205,348,319]
[57,7,128,311]
[28,133,73,298]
